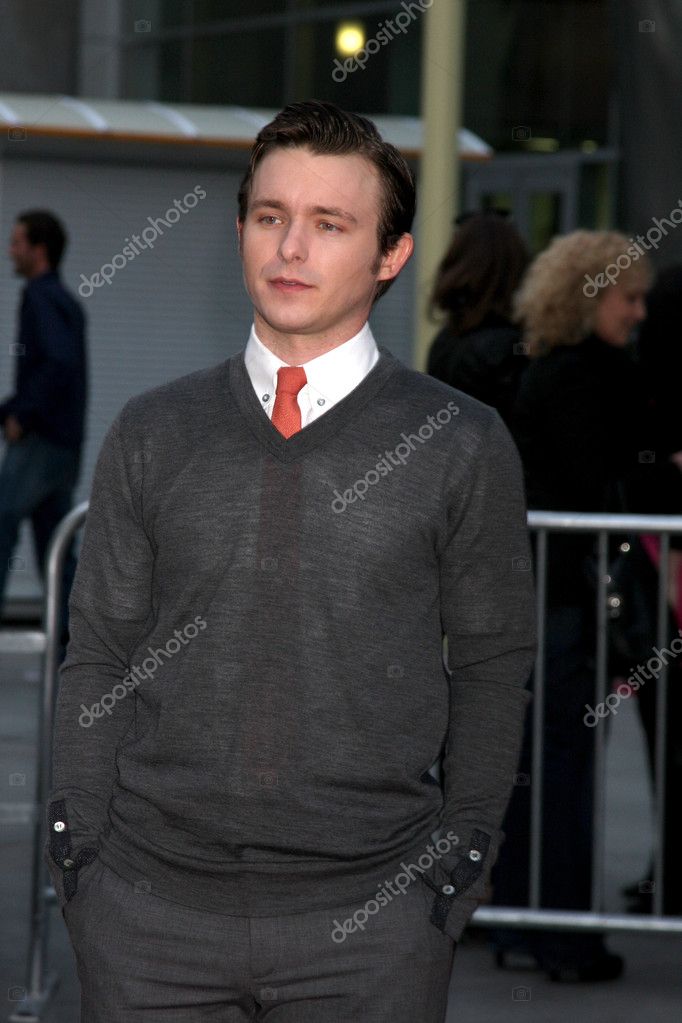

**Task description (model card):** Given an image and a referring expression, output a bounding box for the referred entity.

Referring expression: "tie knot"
[276,365,307,396]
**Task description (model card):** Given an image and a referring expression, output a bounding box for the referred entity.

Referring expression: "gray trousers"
[62,859,456,1021]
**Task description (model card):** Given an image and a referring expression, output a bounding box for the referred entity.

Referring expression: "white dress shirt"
[243,322,380,428]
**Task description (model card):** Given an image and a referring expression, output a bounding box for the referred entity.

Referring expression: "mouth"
[269,277,313,291]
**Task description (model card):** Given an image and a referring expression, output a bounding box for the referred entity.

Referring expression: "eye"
[319,221,342,232]
[258,215,281,225]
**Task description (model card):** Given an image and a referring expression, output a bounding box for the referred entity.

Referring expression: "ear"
[375,233,414,285]
[236,216,243,255]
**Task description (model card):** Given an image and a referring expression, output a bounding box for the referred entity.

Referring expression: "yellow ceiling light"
[336,22,366,57]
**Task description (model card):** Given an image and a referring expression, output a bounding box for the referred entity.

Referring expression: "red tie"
[271,366,307,439]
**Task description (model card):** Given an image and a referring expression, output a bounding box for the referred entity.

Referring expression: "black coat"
[427,314,527,427]
[511,333,658,603]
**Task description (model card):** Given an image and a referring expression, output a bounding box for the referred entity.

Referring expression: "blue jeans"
[0,432,80,654]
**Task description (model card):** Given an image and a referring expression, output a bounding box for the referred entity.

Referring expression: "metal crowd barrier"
[9,507,682,1020]
[476,510,682,936]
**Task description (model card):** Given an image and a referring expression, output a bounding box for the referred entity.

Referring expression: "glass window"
[124,0,288,30]
[480,193,514,216]
[465,0,610,151]
[121,0,610,135]
[288,13,422,115]
[193,0,288,20]
[190,30,286,106]
[529,192,563,253]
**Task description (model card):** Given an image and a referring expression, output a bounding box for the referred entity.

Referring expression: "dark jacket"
[634,276,682,540]
[511,332,656,603]
[0,271,87,451]
[427,313,527,427]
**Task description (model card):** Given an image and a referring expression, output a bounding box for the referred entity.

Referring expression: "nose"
[633,297,647,322]
[277,219,307,264]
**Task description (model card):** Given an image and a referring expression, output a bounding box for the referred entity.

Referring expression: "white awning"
[0,93,494,159]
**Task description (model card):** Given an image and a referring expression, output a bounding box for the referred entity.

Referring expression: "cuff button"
[63,858,75,869]
[469,849,482,862]
[53,821,66,832]
[441,884,456,895]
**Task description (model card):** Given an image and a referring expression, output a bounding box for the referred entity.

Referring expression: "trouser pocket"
[61,857,104,924]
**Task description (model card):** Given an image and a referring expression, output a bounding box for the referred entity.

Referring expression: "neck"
[253,314,368,364]
[25,264,52,281]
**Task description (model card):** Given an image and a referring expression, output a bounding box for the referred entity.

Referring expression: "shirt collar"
[243,322,379,406]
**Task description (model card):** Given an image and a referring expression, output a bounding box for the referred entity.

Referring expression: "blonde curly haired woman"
[514,230,653,594]
[490,231,654,982]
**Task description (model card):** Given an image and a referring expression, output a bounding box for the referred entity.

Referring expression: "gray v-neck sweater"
[47,346,536,941]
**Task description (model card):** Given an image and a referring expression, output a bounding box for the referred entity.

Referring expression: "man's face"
[237,146,412,352]
[9,222,39,278]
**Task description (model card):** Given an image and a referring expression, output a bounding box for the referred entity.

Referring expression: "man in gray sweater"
[47,100,536,1022]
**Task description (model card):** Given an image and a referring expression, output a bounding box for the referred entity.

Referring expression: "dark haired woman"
[426,211,530,426]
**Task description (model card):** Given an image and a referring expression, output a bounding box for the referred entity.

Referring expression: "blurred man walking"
[0,210,87,653]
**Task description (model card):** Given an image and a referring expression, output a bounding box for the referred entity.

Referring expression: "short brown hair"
[237,99,415,302]
[429,212,529,335]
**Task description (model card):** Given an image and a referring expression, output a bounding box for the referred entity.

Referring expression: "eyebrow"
[250,198,358,225]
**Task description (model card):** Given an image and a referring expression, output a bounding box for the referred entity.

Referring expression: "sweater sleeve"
[420,410,536,941]
[44,407,156,908]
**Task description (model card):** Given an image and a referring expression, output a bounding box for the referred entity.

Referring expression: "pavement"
[1,639,681,1022]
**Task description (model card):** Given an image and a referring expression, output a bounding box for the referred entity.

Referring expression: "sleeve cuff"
[45,798,100,909]
[417,823,501,941]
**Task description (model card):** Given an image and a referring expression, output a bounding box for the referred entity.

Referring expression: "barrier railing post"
[653,531,670,917]
[591,529,609,913]
[10,502,88,1023]
[529,528,547,909]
